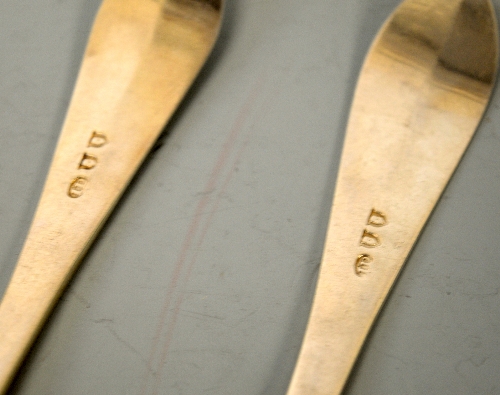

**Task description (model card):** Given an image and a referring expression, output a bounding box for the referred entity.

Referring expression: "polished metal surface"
[287,0,499,394]
[0,0,224,392]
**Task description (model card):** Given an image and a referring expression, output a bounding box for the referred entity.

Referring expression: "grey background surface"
[0,0,499,394]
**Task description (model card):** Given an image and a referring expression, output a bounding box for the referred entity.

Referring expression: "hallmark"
[78,153,98,170]
[360,230,381,248]
[88,131,108,148]
[355,254,373,276]
[355,208,388,276]
[67,131,108,198]
[367,209,387,227]
[68,177,88,199]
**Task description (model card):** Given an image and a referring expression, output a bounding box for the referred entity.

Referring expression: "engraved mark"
[67,131,108,198]
[367,209,388,227]
[355,209,389,277]
[88,131,108,148]
[68,177,88,198]
[355,254,372,276]
[78,153,98,170]
[360,230,381,248]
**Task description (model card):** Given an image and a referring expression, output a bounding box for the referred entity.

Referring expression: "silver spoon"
[0,1,224,392]
[287,0,498,393]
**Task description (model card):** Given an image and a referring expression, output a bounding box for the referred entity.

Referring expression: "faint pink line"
[150,78,282,394]
[151,112,256,395]
[141,75,266,395]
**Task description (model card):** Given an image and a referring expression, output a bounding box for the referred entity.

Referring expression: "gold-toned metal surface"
[0,0,223,392]
[287,1,498,394]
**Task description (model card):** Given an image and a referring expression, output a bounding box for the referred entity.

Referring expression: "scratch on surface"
[178,309,224,321]
[93,317,155,375]
[92,318,114,324]
[455,355,491,372]
[160,203,254,224]
[374,345,427,368]
[68,291,91,309]
[459,285,500,300]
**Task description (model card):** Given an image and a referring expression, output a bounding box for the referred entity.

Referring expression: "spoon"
[287,0,498,394]
[0,0,224,392]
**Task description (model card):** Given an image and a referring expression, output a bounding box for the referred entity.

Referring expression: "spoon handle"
[287,0,498,393]
[0,0,223,391]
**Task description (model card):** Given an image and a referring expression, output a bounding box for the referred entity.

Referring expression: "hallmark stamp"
[355,208,388,276]
[78,153,98,170]
[68,176,88,198]
[367,209,387,227]
[67,131,108,198]
[88,131,108,148]
[355,254,373,276]
[360,230,381,248]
